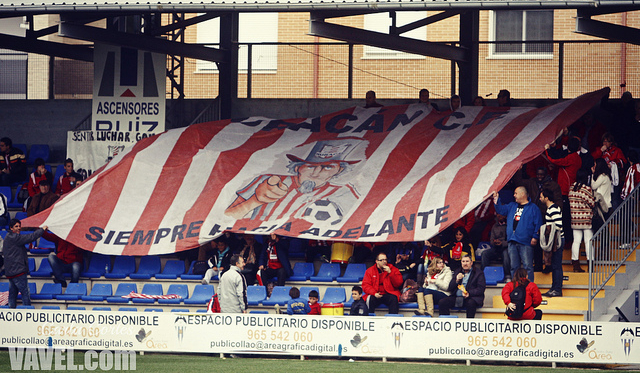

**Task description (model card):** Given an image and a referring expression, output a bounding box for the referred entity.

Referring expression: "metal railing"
[588,185,640,320]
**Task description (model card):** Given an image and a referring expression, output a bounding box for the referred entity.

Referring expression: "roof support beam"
[147,12,222,36]
[393,10,460,35]
[0,32,93,61]
[576,10,640,46]
[308,18,467,62]
[58,22,227,63]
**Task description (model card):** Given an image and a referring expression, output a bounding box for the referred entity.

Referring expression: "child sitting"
[349,286,369,316]
[286,287,311,315]
[308,290,321,315]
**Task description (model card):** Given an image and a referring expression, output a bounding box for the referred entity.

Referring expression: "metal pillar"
[218,13,239,119]
[458,11,479,105]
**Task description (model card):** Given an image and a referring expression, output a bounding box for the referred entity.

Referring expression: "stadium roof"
[0,0,639,15]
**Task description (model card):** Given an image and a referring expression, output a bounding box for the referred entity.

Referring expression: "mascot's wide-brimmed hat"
[286,138,365,165]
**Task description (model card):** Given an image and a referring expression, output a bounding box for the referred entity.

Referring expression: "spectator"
[497,89,511,107]
[304,240,331,263]
[27,179,59,217]
[45,232,83,287]
[416,236,446,285]
[449,95,461,111]
[569,169,596,272]
[480,214,510,282]
[237,234,262,285]
[592,132,627,209]
[308,290,321,315]
[362,252,403,314]
[257,233,292,287]
[349,285,369,316]
[438,254,486,318]
[441,227,475,272]
[364,90,383,108]
[418,88,439,111]
[56,158,83,196]
[0,189,9,228]
[26,158,53,198]
[0,137,27,186]
[621,150,640,200]
[218,254,248,314]
[493,187,543,282]
[414,257,452,316]
[473,96,486,106]
[591,158,613,231]
[502,268,543,320]
[3,219,47,308]
[201,236,232,285]
[286,287,311,315]
[539,188,564,297]
[391,241,418,281]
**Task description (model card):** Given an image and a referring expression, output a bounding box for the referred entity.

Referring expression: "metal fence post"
[247,43,252,99]
[558,42,564,100]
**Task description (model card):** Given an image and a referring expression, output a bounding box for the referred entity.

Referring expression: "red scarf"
[451,242,463,259]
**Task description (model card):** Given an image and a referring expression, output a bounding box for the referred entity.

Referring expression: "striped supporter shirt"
[545,203,564,238]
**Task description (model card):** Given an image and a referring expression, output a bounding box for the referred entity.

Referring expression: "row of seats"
[24,255,371,282]
[0,164,67,208]
[0,282,214,305]
[9,144,51,166]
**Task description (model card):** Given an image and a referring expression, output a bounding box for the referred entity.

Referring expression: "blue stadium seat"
[52,165,65,193]
[18,283,37,300]
[81,283,113,301]
[29,247,53,255]
[106,283,138,303]
[155,260,185,279]
[288,238,306,259]
[299,286,319,301]
[399,302,419,309]
[119,307,138,312]
[484,266,505,286]
[0,186,15,212]
[31,283,62,300]
[196,309,208,313]
[93,307,112,311]
[129,256,161,279]
[309,263,340,282]
[17,305,35,309]
[14,211,27,221]
[30,258,53,277]
[336,263,366,283]
[439,315,459,318]
[171,309,189,312]
[262,286,292,306]
[249,310,269,314]
[343,295,354,308]
[28,257,36,273]
[321,288,346,303]
[0,283,8,292]
[37,237,57,249]
[27,144,51,165]
[385,314,404,317]
[56,283,87,301]
[180,261,203,280]
[41,306,61,310]
[158,284,188,305]
[67,306,86,310]
[183,285,214,305]
[247,286,267,306]
[105,256,136,279]
[81,254,111,278]
[144,308,163,312]
[131,284,163,304]
[13,144,28,157]
[288,262,314,281]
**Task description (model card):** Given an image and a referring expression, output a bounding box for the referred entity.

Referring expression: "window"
[0,17,26,99]
[491,10,553,57]
[363,12,427,59]
[196,13,278,73]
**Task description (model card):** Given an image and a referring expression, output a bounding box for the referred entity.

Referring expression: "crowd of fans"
[1,89,639,321]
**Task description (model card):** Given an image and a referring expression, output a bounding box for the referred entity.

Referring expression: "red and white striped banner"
[23,88,609,255]
[122,292,181,300]
[0,291,8,306]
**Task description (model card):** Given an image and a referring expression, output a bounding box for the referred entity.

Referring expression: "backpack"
[400,279,418,303]
[207,293,221,313]
[505,283,527,319]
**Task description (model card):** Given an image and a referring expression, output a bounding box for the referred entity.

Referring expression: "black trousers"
[366,293,399,314]
[438,295,481,318]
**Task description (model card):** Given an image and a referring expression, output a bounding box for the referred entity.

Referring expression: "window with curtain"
[492,10,553,56]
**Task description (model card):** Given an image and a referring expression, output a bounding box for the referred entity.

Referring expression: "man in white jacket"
[218,254,248,313]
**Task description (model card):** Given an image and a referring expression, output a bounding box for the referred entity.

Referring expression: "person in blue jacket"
[493,187,542,282]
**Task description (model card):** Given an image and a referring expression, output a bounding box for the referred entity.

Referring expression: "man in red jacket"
[45,232,84,287]
[361,252,403,314]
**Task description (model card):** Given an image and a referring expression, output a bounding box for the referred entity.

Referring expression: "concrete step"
[533,271,614,286]
[480,308,586,321]
[492,294,591,311]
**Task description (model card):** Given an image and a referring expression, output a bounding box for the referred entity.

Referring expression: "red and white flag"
[23,88,609,255]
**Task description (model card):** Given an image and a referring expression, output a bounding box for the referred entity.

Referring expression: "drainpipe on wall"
[621,12,627,97]
[313,36,320,99]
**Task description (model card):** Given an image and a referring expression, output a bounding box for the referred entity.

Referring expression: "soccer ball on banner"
[302,199,343,225]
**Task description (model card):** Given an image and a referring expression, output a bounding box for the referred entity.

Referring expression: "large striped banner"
[23,88,609,255]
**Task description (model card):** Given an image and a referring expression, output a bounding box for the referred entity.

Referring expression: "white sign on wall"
[1,310,639,365]
[92,44,166,133]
